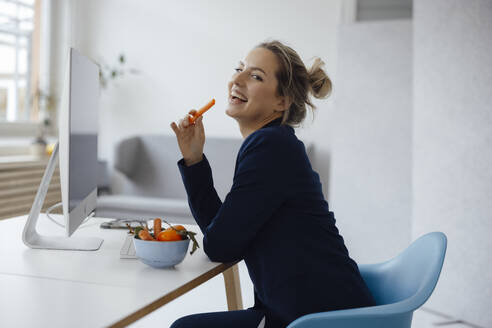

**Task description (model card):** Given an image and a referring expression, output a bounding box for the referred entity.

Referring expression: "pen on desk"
[188,98,215,124]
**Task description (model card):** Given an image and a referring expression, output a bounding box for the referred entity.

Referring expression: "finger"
[170,122,179,135]
[179,118,190,129]
[184,114,193,127]
[187,110,197,125]
[189,115,198,125]
[197,115,205,135]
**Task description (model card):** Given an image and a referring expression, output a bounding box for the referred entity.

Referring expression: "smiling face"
[226,47,289,129]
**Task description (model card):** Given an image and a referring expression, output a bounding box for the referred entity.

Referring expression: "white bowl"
[133,237,190,268]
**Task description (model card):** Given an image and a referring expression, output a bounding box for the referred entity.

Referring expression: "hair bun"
[308,57,332,99]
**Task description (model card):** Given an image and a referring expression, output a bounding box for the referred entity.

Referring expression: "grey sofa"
[96,134,313,225]
[96,135,243,224]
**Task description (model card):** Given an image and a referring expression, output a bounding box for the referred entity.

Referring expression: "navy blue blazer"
[177,117,375,327]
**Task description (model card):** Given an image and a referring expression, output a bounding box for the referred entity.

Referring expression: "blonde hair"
[256,40,332,127]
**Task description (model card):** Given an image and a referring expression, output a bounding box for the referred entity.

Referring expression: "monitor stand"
[22,142,104,251]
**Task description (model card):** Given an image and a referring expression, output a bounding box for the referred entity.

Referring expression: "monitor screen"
[68,49,99,213]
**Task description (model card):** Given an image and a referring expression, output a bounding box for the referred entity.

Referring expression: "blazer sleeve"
[177,131,289,262]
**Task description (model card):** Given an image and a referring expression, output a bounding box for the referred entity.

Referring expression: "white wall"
[328,20,412,263]
[48,0,415,265]
[49,0,343,200]
[413,1,492,326]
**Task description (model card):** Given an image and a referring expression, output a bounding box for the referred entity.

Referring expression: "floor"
[129,261,478,328]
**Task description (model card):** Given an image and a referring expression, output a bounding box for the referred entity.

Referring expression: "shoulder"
[234,126,295,189]
[239,125,296,159]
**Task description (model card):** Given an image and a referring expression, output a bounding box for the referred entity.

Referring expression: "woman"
[169,40,375,328]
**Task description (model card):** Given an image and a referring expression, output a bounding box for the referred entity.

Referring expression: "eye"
[252,74,263,81]
[234,68,242,73]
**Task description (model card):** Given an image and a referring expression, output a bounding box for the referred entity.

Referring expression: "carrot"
[188,98,215,124]
[138,229,156,241]
[154,218,162,237]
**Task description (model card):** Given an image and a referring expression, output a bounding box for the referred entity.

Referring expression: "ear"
[275,95,293,112]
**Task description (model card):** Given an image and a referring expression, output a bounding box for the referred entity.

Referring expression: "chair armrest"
[286,305,412,328]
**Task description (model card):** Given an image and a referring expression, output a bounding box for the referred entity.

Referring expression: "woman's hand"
[170,110,205,166]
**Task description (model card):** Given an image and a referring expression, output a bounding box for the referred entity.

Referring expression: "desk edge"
[107,261,238,328]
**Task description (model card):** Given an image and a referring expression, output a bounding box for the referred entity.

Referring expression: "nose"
[231,70,247,86]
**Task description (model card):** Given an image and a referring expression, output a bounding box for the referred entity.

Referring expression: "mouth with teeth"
[229,91,248,105]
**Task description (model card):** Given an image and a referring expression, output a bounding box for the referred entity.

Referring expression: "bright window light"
[0,0,35,122]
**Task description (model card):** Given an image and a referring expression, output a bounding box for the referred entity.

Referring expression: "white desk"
[0,215,242,327]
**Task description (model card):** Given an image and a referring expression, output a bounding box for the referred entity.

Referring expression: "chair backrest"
[358,232,447,311]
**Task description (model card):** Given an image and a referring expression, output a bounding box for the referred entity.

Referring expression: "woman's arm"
[178,131,289,262]
[177,154,223,232]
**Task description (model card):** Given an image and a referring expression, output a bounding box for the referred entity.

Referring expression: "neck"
[238,112,283,139]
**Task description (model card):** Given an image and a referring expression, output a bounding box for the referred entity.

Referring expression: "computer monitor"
[22,48,103,251]
[60,48,99,236]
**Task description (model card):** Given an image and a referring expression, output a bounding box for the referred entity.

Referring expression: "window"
[0,0,38,123]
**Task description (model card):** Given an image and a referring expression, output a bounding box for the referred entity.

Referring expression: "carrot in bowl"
[188,98,215,124]
[138,229,156,241]
[154,218,162,237]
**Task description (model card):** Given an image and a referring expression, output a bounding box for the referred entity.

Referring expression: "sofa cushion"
[96,194,194,223]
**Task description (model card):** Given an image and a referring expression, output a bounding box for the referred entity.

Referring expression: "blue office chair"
[287,232,447,328]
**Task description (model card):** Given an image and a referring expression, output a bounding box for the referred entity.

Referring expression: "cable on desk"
[46,202,94,228]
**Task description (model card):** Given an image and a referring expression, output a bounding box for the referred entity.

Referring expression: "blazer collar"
[260,117,283,130]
